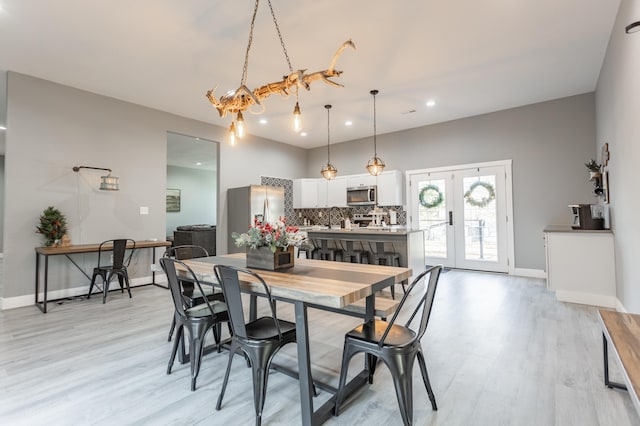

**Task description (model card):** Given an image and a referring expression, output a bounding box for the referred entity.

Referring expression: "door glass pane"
[417,179,447,258]
[462,176,497,261]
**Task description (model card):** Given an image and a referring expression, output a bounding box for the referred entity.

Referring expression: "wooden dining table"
[181,253,412,426]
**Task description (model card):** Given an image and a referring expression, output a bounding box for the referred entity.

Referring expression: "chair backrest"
[165,244,209,260]
[97,239,135,269]
[378,264,443,348]
[214,265,282,341]
[160,257,219,321]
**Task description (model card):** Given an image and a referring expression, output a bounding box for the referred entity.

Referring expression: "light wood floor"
[0,270,638,425]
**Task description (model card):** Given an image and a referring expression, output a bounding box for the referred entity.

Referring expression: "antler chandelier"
[205,0,355,144]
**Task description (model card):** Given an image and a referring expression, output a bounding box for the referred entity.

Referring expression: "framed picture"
[166,188,181,212]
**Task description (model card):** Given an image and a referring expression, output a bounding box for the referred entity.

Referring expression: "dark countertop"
[305,227,422,236]
[543,225,612,233]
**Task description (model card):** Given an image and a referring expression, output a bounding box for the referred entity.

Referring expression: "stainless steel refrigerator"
[227,185,285,253]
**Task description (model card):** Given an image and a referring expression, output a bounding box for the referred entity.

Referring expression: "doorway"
[407,160,514,273]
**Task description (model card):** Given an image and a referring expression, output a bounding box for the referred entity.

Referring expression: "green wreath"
[419,185,444,208]
[464,181,495,207]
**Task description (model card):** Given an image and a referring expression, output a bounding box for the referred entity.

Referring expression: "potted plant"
[232,217,306,270]
[585,159,602,180]
[36,206,68,247]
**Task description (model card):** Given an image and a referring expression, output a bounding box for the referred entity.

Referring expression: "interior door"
[409,163,510,272]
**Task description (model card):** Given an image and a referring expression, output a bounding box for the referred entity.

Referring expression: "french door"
[408,161,512,273]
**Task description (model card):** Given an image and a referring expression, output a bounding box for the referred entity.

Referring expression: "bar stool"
[316,239,342,261]
[298,241,317,259]
[368,241,402,299]
[340,240,369,264]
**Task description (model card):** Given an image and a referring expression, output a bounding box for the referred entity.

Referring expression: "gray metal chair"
[88,239,135,303]
[368,241,403,298]
[164,245,223,342]
[334,265,443,425]
[160,257,229,391]
[213,265,299,426]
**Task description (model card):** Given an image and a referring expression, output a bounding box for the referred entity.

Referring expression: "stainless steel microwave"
[347,186,377,206]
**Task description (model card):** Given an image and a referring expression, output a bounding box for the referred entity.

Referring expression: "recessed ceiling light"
[0,125,6,130]
[195,137,200,140]
[300,132,307,137]
[426,100,436,107]
[259,118,268,124]
[196,162,202,166]
[345,121,353,126]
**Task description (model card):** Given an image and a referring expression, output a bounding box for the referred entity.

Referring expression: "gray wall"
[166,165,217,237]
[307,94,598,270]
[596,0,640,312]
[3,72,306,300]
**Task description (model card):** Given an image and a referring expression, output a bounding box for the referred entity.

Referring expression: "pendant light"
[321,104,337,180]
[366,89,385,176]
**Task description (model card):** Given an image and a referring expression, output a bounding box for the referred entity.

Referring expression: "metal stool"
[340,240,368,264]
[316,239,342,261]
[368,242,402,298]
[298,241,317,259]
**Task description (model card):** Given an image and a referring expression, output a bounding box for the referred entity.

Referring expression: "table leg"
[294,302,315,426]
[35,253,45,313]
[603,333,627,390]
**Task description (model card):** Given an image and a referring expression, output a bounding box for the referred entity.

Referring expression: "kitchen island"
[305,228,425,278]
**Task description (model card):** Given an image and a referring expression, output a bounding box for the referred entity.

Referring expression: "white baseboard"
[0,274,167,311]
[555,290,617,308]
[513,268,547,279]
[616,298,628,313]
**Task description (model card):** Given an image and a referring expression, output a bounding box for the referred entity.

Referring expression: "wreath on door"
[464,181,495,207]
[419,185,444,208]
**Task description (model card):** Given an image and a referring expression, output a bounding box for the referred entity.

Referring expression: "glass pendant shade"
[366,156,386,176]
[228,122,237,146]
[366,89,385,176]
[321,163,338,180]
[321,104,337,180]
[293,102,302,133]
[100,174,119,191]
[236,111,245,138]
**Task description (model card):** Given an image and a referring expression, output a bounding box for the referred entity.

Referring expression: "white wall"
[166,165,217,237]
[307,94,598,270]
[596,0,640,313]
[3,72,306,302]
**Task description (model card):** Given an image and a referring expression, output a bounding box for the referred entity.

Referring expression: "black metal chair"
[340,240,369,264]
[88,239,135,303]
[213,265,299,426]
[164,245,223,342]
[160,257,229,391]
[334,265,443,425]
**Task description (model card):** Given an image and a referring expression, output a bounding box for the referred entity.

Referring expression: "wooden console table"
[35,240,171,313]
[598,309,640,417]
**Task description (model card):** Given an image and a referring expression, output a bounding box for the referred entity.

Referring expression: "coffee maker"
[569,204,604,230]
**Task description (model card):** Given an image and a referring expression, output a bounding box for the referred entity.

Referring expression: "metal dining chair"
[334,265,443,425]
[88,239,135,303]
[213,265,300,426]
[163,245,224,342]
[160,257,229,391]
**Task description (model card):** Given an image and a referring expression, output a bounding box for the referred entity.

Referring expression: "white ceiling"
[0,0,620,149]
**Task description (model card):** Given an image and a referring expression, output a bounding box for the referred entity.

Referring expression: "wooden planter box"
[246,246,295,271]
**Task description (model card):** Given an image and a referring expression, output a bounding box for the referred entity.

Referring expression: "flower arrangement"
[232,217,306,252]
[36,206,68,247]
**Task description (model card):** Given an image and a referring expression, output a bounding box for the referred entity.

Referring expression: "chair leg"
[88,273,97,299]
[168,314,176,342]
[216,342,239,410]
[103,272,113,304]
[416,349,437,410]
[167,324,183,375]
[248,347,273,426]
[366,353,378,384]
[189,322,213,391]
[122,270,132,298]
[334,342,361,416]
[384,352,416,426]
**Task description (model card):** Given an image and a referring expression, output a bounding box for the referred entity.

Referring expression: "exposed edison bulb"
[236,111,245,138]
[292,102,302,133]
[228,122,237,146]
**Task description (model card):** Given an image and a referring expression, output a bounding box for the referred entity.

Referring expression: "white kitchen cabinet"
[327,176,347,207]
[293,179,319,208]
[376,170,404,206]
[347,174,376,188]
[317,179,328,207]
[544,227,616,308]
